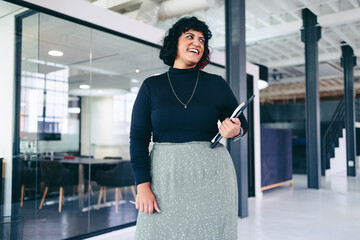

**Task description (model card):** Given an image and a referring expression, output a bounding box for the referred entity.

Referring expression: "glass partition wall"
[14,10,168,239]
[0,2,225,238]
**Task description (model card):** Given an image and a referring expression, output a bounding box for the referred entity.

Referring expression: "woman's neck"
[172,61,197,69]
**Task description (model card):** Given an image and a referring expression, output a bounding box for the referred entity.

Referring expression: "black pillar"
[225,0,248,217]
[301,9,322,189]
[341,44,357,176]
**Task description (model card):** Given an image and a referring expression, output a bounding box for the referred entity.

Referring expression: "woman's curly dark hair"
[159,16,212,69]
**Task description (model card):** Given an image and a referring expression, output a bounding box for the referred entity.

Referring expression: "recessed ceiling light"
[80,84,90,89]
[131,79,139,83]
[68,107,81,114]
[258,79,269,90]
[131,87,139,93]
[48,50,63,57]
[135,68,140,73]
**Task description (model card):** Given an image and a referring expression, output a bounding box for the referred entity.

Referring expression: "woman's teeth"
[188,49,199,54]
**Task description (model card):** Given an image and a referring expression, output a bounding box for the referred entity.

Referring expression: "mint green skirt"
[135,141,238,240]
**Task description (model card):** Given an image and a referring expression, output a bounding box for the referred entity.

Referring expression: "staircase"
[356,98,360,122]
[325,128,347,175]
[322,98,360,174]
[322,99,345,175]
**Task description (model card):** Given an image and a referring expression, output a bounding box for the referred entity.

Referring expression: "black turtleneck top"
[130,66,248,185]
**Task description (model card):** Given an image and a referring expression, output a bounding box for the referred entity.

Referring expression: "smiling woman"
[130,16,248,240]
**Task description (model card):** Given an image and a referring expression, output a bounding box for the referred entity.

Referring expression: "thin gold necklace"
[167,71,199,109]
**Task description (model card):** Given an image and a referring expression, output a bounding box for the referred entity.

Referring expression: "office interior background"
[0,0,359,239]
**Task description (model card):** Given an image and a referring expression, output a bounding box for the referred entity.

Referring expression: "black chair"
[20,162,37,207]
[38,161,78,212]
[82,155,107,197]
[95,161,136,213]
[83,156,121,197]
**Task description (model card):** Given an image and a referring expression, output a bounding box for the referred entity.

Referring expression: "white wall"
[0,5,27,216]
[326,128,347,176]
[81,96,131,159]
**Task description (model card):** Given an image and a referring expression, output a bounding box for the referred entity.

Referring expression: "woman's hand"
[135,182,161,215]
[219,117,241,138]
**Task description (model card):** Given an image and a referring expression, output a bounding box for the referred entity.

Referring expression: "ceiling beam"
[267,51,344,68]
[271,0,302,20]
[297,0,321,15]
[328,1,340,13]
[247,49,268,61]
[262,82,360,98]
[278,39,303,55]
[93,0,144,11]
[246,21,301,43]
[348,0,359,8]
[252,0,285,24]
[269,69,360,85]
[318,41,329,53]
[318,8,360,27]
[322,33,341,47]
[349,25,360,39]
[257,17,271,27]
[249,46,281,60]
[268,42,296,58]
[332,27,357,49]
[246,8,360,42]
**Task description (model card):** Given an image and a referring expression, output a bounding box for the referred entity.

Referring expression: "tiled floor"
[87,170,360,240]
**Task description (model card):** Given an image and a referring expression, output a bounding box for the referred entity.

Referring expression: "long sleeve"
[218,79,248,138]
[130,80,152,185]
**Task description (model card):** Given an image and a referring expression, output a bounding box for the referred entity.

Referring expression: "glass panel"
[17,12,90,239]
[0,3,29,240]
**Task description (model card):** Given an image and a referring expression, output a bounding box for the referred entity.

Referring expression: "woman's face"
[173,29,205,69]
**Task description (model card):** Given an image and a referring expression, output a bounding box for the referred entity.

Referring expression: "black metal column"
[301,9,322,189]
[341,44,357,176]
[225,0,248,217]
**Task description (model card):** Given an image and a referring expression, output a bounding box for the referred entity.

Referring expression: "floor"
[87,170,360,240]
[18,186,138,240]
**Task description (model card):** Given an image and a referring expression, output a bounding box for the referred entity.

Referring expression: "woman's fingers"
[231,117,241,127]
[148,204,154,214]
[136,189,160,215]
[154,200,161,213]
[144,203,149,213]
[222,118,231,128]
[220,118,241,138]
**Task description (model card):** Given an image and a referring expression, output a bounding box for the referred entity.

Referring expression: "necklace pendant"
[184,105,187,109]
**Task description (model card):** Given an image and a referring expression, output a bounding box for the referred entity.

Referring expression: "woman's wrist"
[137,182,151,192]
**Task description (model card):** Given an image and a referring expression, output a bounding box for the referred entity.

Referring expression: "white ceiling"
[17,9,226,97]
[83,0,360,101]
[3,0,359,101]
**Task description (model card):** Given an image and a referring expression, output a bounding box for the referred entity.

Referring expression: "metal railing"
[356,98,360,122]
[322,99,345,174]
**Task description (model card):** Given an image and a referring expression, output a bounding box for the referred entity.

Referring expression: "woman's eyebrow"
[185,32,205,39]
